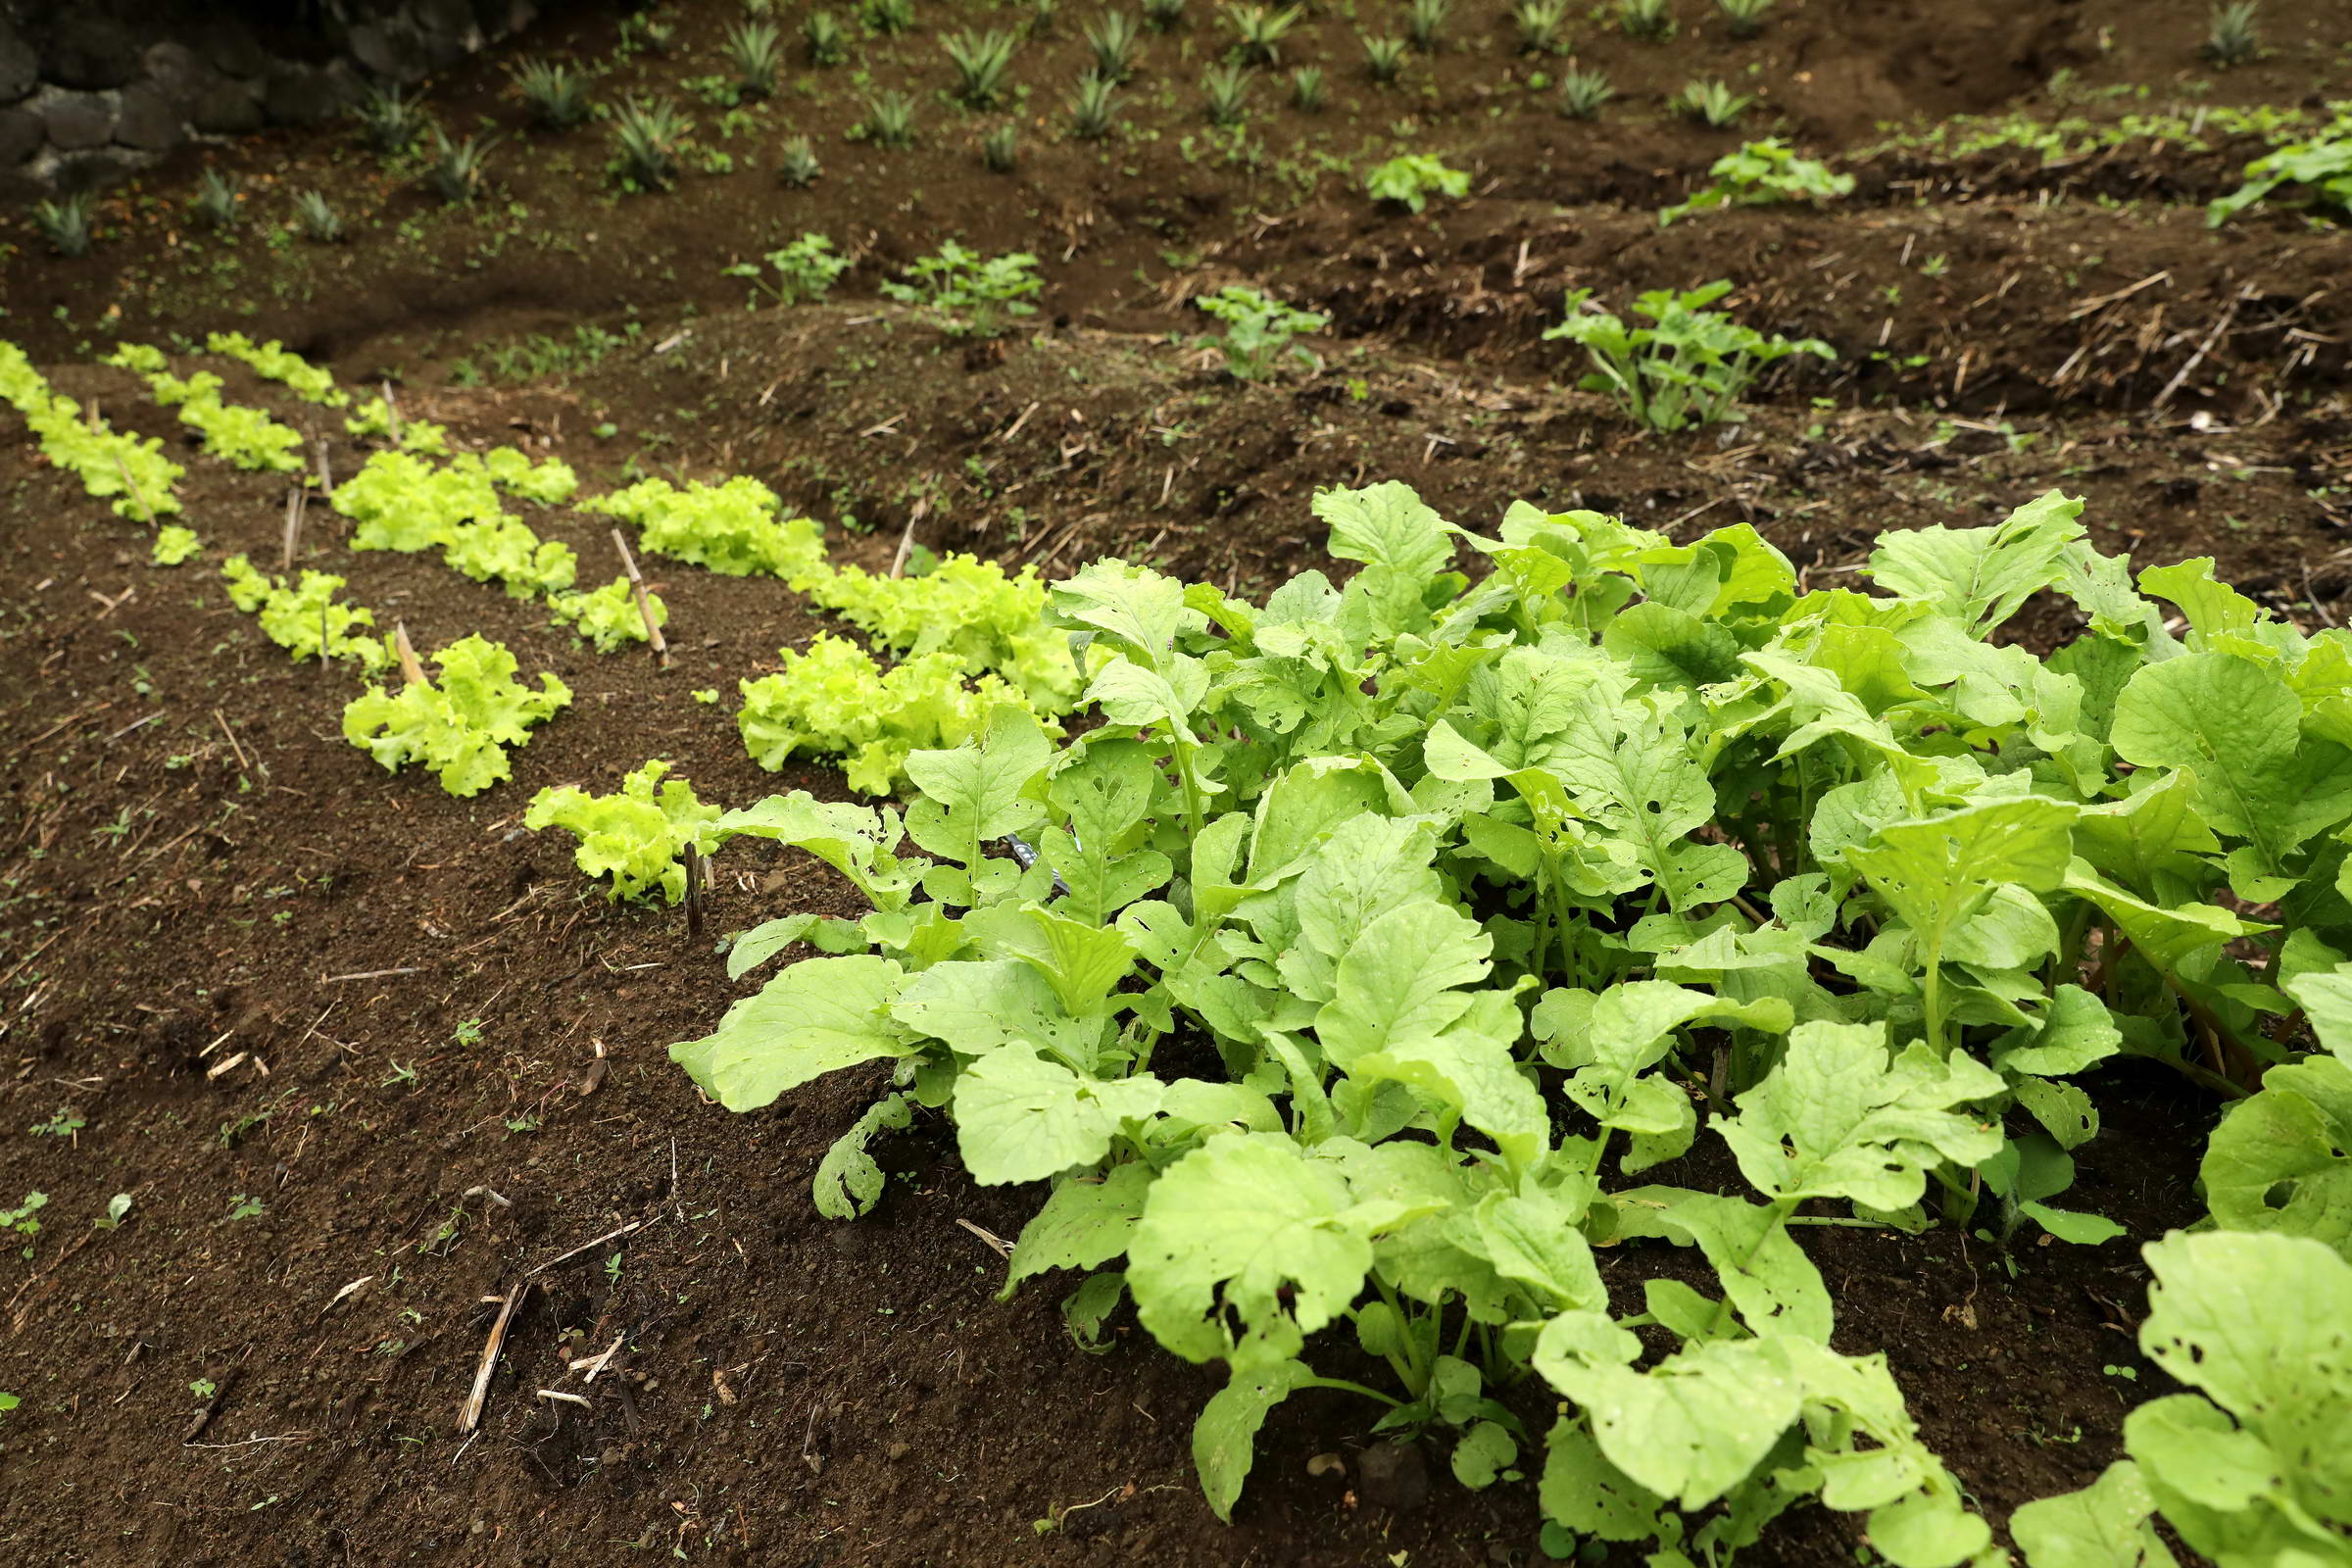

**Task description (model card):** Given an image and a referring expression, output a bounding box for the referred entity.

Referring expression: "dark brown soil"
[3,1,2351,1564]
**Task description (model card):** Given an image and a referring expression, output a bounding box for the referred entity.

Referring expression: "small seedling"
[454,1017,486,1047]
[1087,12,1142,80]
[31,193,96,258]
[1365,153,1470,213]
[804,10,849,65]
[1672,79,1752,127]
[1362,34,1408,84]
[1224,3,1301,66]
[777,135,822,185]
[2205,1,2261,67]
[725,19,785,96]
[610,97,694,190]
[863,0,916,33]
[881,241,1044,337]
[1291,66,1325,111]
[1558,65,1614,119]
[1513,0,1568,53]
[1405,0,1451,52]
[193,169,242,229]
[1067,74,1119,140]
[511,58,593,128]
[944,27,1021,108]
[1717,0,1773,39]
[226,1195,265,1221]
[1201,61,1250,124]
[1617,0,1672,41]
[28,1109,83,1139]
[1193,284,1329,378]
[1143,0,1186,29]
[351,83,424,154]
[854,90,919,148]
[983,121,1022,169]
[724,233,852,307]
[426,126,496,204]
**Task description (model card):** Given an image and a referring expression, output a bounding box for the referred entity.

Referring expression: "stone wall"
[0,1,543,194]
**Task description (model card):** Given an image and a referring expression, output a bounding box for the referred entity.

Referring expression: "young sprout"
[426,126,496,204]
[864,0,916,33]
[724,19,785,96]
[777,134,822,185]
[293,189,343,243]
[982,122,1021,169]
[1672,78,1752,127]
[1067,72,1120,138]
[2204,1,2261,67]
[192,169,242,230]
[1143,0,1186,29]
[1201,60,1251,124]
[1027,0,1061,35]
[858,89,920,147]
[1616,0,1672,41]
[510,58,593,128]
[1557,65,1614,118]
[1291,65,1325,111]
[351,82,424,154]
[1716,0,1773,40]
[1087,12,1142,80]
[943,28,1021,108]
[804,10,850,65]
[1361,34,1408,84]
[31,191,96,257]
[1224,4,1301,67]
[609,97,694,190]
[1513,0,1568,54]
[1405,0,1451,52]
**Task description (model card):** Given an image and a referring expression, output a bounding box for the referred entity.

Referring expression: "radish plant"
[1544,280,1834,430]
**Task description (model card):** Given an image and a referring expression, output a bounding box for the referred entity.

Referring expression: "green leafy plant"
[527,760,721,904]
[511,58,593,128]
[778,134,823,185]
[944,28,1022,108]
[863,0,916,33]
[2208,131,2352,226]
[724,19,785,96]
[1513,0,1568,53]
[983,121,1023,169]
[343,634,571,797]
[2013,1232,2350,1568]
[193,169,243,230]
[1661,138,1855,225]
[1717,0,1773,39]
[792,552,1087,710]
[549,575,667,653]
[1558,65,1614,119]
[222,556,389,671]
[585,475,827,577]
[1361,34,1408,84]
[1617,0,1672,40]
[3,1193,47,1259]
[854,89,919,148]
[1087,12,1142,80]
[1365,153,1470,212]
[293,189,343,243]
[152,525,202,565]
[351,82,424,154]
[32,192,97,258]
[205,332,348,406]
[881,241,1044,338]
[1192,284,1329,379]
[2204,1,2261,68]
[1066,74,1119,140]
[132,366,307,472]
[1224,3,1301,65]
[1,341,183,516]
[425,126,497,205]
[610,97,694,190]
[1544,280,1835,430]
[724,232,852,308]
[682,481,2351,1549]
[1201,61,1250,125]
[1290,65,1325,111]
[1671,78,1752,127]
[1405,0,1451,52]
[804,10,849,65]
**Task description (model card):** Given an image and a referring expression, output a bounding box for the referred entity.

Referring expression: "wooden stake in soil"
[609,528,670,669]
[683,842,705,939]
[391,622,428,687]
[459,1281,526,1434]
[281,486,305,573]
[111,455,157,527]
[313,438,333,500]
[380,380,403,443]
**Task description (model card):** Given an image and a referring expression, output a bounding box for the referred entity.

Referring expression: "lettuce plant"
[526,760,720,904]
[343,397,452,455]
[205,332,349,406]
[792,554,1087,709]
[342,634,571,796]
[676,480,2352,1554]
[550,576,667,653]
[3,340,185,517]
[585,476,827,577]
[222,555,389,672]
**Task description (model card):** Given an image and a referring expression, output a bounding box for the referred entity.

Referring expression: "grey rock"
[263,64,341,127]
[0,105,42,168]
[0,19,36,105]
[474,0,539,40]
[346,24,400,79]
[44,92,116,151]
[115,83,181,151]
[201,23,269,81]
[1356,1442,1430,1513]
[188,78,264,136]
[45,17,141,90]
[142,42,203,96]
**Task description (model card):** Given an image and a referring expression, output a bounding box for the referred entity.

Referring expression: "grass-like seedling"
[1717,0,1773,39]
[351,82,424,154]
[983,122,1020,169]
[864,0,915,33]
[1067,72,1120,138]
[426,127,496,204]
[2205,1,2261,67]
[725,20,785,96]
[610,97,693,190]
[1617,0,1672,41]
[1513,0,1568,53]
[1362,34,1407,83]
[1291,65,1325,111]
[1143,0,1186,29]
[1087,12,1142,80]
[1202,60,1251,124]
[804,10,849,65]
[777,135,822,185]
[944,28,1021,108]
[1672,78,1752,127]
[857,89,919,148]
[31,192,96,257]
[192,169,242,230]
[1406,0,1451,52]
[511,58,593,128]
[1225,4,1300,66]
[293,190,343,243]
[1558,64,1614,118]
